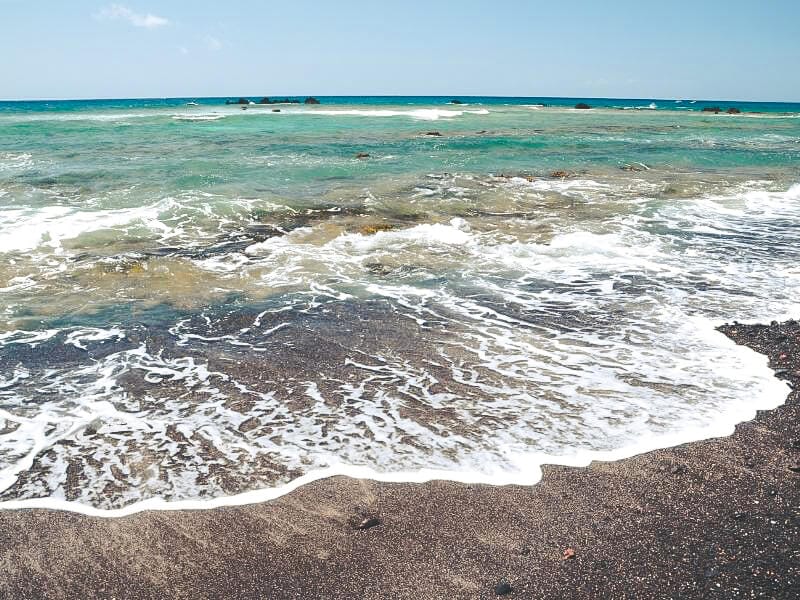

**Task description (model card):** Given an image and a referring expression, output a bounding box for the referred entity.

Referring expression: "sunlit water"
[0,97,798,509]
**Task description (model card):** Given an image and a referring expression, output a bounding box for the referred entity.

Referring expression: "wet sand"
[1,320,798,599]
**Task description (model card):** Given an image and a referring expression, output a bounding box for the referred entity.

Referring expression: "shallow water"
[0,97,798,509]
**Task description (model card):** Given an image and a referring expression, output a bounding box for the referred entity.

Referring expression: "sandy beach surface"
[1,320,798,599]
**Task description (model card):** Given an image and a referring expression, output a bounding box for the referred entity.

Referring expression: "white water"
[0,177,798,513]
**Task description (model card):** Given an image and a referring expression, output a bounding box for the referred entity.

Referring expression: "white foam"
[1,178,799,514]
[0,337,786,517]
[274,108,489,121]
[172,114,226,122]
[0,152,34,173]
[0,203,173,254]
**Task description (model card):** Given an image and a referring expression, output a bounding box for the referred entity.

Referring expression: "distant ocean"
[0,96,797,512]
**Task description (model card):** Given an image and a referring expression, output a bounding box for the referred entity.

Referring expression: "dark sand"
[1,321,798,599]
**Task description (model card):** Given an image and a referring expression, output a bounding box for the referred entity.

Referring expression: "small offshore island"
[225,96,321,105]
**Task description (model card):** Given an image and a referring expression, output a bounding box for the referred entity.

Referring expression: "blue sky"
[1,0,797,101]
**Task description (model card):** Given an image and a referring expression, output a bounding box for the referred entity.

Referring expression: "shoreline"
[1,319,798,598]
[0,322,786,518]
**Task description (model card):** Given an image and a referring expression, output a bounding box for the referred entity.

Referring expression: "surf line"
[0,348,786,519]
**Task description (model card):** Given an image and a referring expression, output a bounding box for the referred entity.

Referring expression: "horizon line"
[1,94,799,104]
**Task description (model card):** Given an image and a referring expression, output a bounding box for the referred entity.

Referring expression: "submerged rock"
[621,162,650,172]
[365,262,393,276]
[424,131,442,137]
[702,106,722,113]
[727,107,742,114]
[304,97,321,105]
[574,103,591,109]
[359,223,394,235]
[355,152,370,159]
[449,99,463,105]
[550,170,571,178]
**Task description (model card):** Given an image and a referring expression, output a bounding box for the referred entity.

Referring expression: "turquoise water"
[0,97,798,509]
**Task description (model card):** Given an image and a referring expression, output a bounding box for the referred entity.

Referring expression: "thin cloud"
[96,4,169,29]
[204,36,223,51]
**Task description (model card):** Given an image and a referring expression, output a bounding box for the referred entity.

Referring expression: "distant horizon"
[3,94,800,104]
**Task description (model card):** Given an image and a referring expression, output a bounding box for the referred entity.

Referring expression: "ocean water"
[0,96,798,512]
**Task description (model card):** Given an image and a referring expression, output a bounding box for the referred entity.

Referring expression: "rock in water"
[574,103,591,109]
[359,223,393,235]
[424,131,442,137]
[304,97,321,105]
[355,152,370,159]
[449,99,463,104]
[727,107,742,114]
[702,106,722,113]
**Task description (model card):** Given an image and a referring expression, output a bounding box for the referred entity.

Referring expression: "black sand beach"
[1,320,798,599]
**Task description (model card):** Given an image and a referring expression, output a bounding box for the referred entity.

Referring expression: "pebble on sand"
[494,580,513,596]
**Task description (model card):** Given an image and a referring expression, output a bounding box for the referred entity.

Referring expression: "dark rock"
[272,109,280,113]
[494,581,513,596]
[621,163,650,172]
[256,97,301,105]
[702,106,722,113]
[727,107,741,114]
[519,545,531,556]
[424,131,442,137]
[574,103,591,109]
[236,98,250,105]
[354,516,382,530]
[789,465,800,473]
[355,152,370,159]
[449,99,463,105]
[476,130,488,134]
[304,97,321,105]
[366,262,392,276]
[550,170,571,178]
